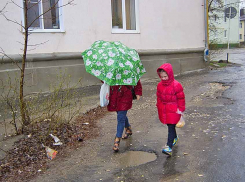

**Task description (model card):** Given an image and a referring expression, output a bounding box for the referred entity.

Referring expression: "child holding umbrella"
[107,80,142,152]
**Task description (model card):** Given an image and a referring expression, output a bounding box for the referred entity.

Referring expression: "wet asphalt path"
[31,48,245,182]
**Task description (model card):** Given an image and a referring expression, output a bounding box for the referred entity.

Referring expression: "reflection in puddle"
[118,151,157,167]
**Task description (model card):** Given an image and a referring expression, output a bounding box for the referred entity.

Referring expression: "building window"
[240,34,242,40]
[224,30,227,38]
[111,0,139,33]
[23,0,63,32]
[240,23,242,28]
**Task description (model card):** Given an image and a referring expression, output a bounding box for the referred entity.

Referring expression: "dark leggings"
[167,124,177,148]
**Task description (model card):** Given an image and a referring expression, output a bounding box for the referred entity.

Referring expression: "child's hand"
[176,108,183,115]
[136,95,141,100]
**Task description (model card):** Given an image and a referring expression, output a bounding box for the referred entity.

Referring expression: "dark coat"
[107,80,142,111]
[156,63,185,124]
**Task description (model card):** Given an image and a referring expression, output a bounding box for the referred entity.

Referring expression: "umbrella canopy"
[81,40,146,86]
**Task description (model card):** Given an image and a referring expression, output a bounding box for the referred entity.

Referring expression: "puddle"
[117,151,157,167]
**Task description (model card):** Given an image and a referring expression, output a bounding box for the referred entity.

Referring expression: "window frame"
[22,0,65,33]
[111,0,140,34]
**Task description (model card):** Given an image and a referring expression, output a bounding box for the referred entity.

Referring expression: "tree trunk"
[20,0,30,128]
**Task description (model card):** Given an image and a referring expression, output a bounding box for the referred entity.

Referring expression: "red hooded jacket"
[156,63,185,124]
[107,80,142,111]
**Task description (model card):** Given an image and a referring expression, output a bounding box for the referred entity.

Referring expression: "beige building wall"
[0,0,207,95]
[0,0,205,55]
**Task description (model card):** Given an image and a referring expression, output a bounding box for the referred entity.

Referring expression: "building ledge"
[1,48,205,63]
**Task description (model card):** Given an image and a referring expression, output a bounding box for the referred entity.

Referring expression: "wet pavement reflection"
[117,151,157,167]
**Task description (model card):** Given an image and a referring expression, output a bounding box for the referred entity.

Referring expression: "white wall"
[0,0,205,55]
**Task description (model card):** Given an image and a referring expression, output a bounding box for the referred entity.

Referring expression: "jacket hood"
[157,63,174,85]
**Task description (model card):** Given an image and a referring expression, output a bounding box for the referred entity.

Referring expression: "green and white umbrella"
[81,40,146,86]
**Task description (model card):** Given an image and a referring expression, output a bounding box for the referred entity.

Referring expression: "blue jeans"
[116,111,130,138]
[167,124,177,148]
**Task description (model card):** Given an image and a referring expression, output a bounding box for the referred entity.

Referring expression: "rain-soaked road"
[31,48,245,182]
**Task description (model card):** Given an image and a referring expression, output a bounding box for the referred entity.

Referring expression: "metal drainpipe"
[204,0,209,62]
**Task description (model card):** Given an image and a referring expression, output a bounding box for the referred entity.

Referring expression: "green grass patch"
[209,61,228,68]
[209,43,239,50]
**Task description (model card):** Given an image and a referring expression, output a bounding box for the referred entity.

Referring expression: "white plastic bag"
[100,82,110,107]
[50,134,63,146]
[176,115,185,128]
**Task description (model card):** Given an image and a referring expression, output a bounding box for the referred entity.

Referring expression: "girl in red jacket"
[108,80,142,152]
[156,63,185,156]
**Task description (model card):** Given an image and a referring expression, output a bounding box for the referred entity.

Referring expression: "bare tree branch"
[10,0,24,10]
[58,0,76,8]
[0,2,9,14]
[27,48,37,52]
[28,40,50,47]
[17,40,49,47]
[208,0,215,12]
[2,13,25,29]
[0,47,21,70]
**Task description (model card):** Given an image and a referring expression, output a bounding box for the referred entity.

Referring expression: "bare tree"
[208,0,224,12]
[0,0,74,132]
[208,0,224,47]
